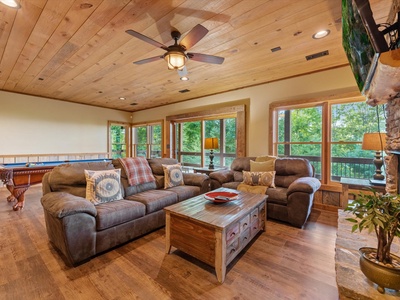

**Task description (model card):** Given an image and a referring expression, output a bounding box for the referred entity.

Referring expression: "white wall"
[0,91,131,155]
[0,66,359,157]
[131,66,359,156]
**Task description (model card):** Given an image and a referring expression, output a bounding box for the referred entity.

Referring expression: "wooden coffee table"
[164,188,267,283]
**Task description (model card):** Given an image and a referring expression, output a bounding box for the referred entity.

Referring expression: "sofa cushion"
[167,185,200,201]
[95,199,146,231]
[118,157,155,186]
[230,157,255,172]
[147,158,179,176]
[125,189,178,214]
[48,161,115,197]
[84,169,123,205]
[274,158,313,188]
[250,160,275,172]
[163,163,184,188]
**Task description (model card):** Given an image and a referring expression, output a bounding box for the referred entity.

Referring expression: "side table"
[340,177,386,208]
[192,167,226,176]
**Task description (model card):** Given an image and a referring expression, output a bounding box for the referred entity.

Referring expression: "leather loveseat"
[40,158,209,266]
[209,157,321,228]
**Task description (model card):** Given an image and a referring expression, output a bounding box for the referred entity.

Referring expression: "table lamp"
[205,137,219,169]
[362,132,386,184]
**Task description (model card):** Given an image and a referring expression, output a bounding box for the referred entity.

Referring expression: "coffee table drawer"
[239,214,250,232]
[226,222,240,243]
[226,238,240,264]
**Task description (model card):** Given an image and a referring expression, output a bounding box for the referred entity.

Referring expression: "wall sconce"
[362,132,386,185]
[204,137,219,169]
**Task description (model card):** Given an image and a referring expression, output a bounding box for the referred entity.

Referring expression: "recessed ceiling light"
[180,76,189,81]
[119,97,126,100]
[0,0,21,9]
[312,30,330,39]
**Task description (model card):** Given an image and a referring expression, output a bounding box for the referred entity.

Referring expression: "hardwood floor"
[0,185,339,300]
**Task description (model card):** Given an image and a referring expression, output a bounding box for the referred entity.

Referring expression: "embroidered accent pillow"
[162,163,184,188]
[118,157,155,186]
[85,169,122,205]
[242,171,276,187]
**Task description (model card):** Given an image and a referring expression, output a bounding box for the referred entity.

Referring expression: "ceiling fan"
[125,24,224,75]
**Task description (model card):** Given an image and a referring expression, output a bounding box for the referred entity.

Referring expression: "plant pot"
[359,247,400,294]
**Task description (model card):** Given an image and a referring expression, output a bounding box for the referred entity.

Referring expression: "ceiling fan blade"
[126,29,169,51]
[178,66,188,77]
[133,56,163,65]
[179,24,208,50]
[187,53,225,64]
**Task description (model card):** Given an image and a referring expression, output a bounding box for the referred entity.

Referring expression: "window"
[276,106,322,178]
[271,98,386,184]
[175,118,237,168]
[132,121,163,158]
[167,105,245,167]
[109,122,130,159]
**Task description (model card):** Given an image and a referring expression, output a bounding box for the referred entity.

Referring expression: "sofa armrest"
[287,177,321,196]
[41,192,97,219]
[209,169,234,184]
[183,172,208,186]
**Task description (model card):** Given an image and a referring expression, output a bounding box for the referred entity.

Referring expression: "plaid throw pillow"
[118,157,155,186]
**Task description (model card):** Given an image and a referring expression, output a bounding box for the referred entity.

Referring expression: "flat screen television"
[342,0,389,94]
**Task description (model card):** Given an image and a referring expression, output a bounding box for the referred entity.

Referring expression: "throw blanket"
[118,157,155,186]
[237,183,268,195]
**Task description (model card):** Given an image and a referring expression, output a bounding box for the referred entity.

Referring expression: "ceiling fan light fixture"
[164,51,187,70]
[0,0,21,8]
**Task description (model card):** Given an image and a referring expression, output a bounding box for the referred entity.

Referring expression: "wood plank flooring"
[0,185,339,300]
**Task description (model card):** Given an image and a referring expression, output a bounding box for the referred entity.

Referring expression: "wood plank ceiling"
[0,0,394,112]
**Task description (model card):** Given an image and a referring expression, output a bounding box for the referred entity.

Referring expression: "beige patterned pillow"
[242,170,275,187]
[85,169,122,205]
[162,163,184,188]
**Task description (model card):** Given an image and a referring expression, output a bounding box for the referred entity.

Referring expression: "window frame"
[131,120,164,158]
[108,121,131,159]
[269,95,381,186]
[166,105,246,165]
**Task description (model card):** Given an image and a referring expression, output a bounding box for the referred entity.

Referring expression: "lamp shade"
[362,132,386,151]
[205,137,219,150]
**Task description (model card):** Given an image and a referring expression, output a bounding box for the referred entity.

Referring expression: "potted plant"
[345,189,400,294]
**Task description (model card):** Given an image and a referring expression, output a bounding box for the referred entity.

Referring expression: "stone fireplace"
[365,48,400,194]
[383,98,400,194]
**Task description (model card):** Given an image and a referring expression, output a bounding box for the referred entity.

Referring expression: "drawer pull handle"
[230,249,236,254]
[242,223,248,227]
[230,232,236,237]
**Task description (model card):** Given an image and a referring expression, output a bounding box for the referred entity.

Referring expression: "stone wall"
[384,98,400,194]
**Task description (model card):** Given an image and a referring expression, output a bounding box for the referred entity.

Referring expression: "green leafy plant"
[345,189,400,264]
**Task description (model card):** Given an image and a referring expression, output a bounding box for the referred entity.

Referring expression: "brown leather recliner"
[209,157,321,228]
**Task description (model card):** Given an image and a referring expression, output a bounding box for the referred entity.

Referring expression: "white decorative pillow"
[85,169,122,205]
[242,170,276,188]
[162,163,184,189]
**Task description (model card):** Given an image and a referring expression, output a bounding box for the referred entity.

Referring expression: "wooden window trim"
[166,105,245,158]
